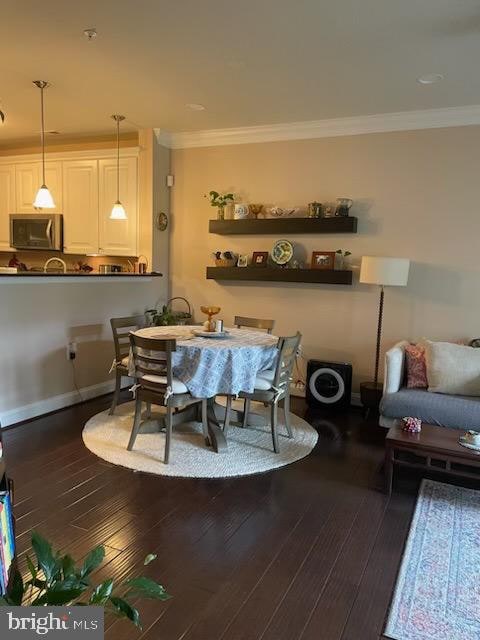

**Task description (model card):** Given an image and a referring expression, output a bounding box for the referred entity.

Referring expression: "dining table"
[129,325,279,452]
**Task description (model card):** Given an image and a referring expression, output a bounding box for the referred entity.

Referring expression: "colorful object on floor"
[82,400,318,478]
[401,416,422,433]
[0,492,15,595]
[385,479,480,640]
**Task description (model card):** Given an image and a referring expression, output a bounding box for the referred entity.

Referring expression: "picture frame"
[311,251,336,270]
[237,254,249,267]
[252,251,269,267]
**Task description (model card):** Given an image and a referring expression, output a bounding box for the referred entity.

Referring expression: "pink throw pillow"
[405,344,428,389]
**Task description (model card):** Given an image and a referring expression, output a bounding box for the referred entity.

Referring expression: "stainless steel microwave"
[10,214,63,251]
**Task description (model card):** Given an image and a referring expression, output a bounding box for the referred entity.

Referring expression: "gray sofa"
[379,341,480,430]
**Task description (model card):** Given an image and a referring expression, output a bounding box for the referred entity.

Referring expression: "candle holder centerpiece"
[200,305,221,332]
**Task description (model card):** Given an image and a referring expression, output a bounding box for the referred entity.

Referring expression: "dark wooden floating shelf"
[206,266,352,285]
[209,216,357,235]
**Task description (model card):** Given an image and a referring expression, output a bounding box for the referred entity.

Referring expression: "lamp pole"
[374,285,385,387]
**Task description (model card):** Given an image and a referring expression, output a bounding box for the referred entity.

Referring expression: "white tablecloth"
[130,326,278,398]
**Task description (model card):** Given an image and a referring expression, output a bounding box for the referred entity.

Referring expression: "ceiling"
[1,0,480,144]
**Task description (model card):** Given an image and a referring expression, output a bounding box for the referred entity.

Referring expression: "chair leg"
[201,399,210,446]
[283,392,293,438]
[224,395,232,436]
[109,371,122,415]
[145,402,152,419]
[271,402,280,453]
[242,398,251,429]
[127,396,143,450]
[164,405,173,464]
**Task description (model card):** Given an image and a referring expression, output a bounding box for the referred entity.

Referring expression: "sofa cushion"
[425,340,480,396]
[380,388,480,431]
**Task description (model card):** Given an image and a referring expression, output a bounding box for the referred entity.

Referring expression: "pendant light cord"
[116,117,120,201]
[40,85,45,184]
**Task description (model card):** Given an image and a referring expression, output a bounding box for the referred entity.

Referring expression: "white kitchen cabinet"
[62,160,99,254]
[15,163,39,213]
[15,161,62,213]
[0,165,15,250]
[98,157,138,256]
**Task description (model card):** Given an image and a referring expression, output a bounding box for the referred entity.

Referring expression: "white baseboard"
[0,380,116,428]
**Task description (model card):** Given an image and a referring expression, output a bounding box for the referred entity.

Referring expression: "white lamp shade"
[33,185,55,209]
[110,201,127,220]
[360,256,410,286]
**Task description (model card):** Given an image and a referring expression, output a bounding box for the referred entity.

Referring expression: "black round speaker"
[306,360,352,409]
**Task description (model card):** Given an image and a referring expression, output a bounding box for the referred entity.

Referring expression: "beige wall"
[171,126,480,391]
[0,278,166,426]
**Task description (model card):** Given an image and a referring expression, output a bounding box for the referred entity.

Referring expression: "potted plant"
[205,190,234,220]
[0,531,169,630]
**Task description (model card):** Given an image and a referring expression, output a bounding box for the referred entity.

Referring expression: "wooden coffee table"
[385,422,480,495]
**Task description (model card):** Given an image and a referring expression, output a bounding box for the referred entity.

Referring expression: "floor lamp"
[359,256,410,417]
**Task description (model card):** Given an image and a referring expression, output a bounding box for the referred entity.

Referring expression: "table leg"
[207,398,228,453]
[385,444,394,496]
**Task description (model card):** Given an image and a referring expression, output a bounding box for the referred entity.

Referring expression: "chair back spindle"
[129,334,177,399]
[273,333,302,396]
[110,315,145,363]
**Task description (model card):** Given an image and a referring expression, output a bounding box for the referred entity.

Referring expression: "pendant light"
[110,114,127,220]
[33,81,55,209]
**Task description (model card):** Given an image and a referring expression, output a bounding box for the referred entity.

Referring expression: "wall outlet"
[67,341,77,360]
[290,381,306,397]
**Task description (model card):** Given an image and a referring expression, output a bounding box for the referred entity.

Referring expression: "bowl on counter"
[98,264,123,273]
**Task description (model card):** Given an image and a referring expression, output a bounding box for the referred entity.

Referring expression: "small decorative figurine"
[308,202,322,218]
[402,417,422,433]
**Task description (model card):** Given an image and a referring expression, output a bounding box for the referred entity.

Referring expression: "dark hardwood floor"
[2,392,418,640]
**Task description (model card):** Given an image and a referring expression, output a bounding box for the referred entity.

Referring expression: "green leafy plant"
[204,190,234,208]
[336,249,351,258]
[0,532,169,630]
[146,305,190,326]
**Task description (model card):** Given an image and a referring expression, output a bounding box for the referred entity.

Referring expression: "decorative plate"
[156,212,168,231]
[271,239,294,266]
[458,436,480,453]
[193,330,230,339]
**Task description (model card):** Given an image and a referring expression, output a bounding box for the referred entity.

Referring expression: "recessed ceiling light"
[185,103,206,111]
[83,28,97,40]
[417,73,444,85]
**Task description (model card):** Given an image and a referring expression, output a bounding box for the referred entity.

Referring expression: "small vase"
[217,205,225,220]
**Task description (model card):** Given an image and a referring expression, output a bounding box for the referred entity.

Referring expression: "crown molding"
[0,146,140,164]
[153,128,173,147]
[165,105,480,149]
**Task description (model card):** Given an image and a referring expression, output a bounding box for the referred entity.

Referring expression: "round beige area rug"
[82,401,318,478]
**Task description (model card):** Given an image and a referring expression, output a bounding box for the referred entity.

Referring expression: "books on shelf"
[0,491,15,596]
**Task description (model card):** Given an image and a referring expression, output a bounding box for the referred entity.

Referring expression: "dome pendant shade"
[33,185,55,209]
[110,200,127,220]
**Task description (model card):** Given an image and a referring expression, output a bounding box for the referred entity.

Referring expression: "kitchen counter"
[0,271,163,283]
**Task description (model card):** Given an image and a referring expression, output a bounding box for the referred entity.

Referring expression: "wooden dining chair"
[128,334,208,464]
[234,316,275,334]
[238,333,302,453]
[109,315,145,415]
